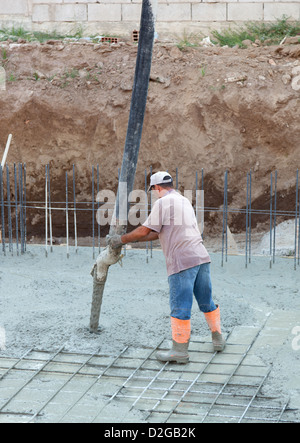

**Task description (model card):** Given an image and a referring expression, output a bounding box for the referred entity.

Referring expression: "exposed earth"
[0,37,300,239]
[0,37,300,422]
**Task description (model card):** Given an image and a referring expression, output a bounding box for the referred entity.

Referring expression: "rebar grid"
[0,334,298,423]
[1,163,300,268]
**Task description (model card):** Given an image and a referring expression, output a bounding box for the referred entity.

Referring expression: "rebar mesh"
[0,332,298,423]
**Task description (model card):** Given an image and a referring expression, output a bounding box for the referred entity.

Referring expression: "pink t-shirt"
[143,190,211,276]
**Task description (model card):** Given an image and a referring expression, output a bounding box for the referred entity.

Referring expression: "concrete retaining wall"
[0,1,300,39]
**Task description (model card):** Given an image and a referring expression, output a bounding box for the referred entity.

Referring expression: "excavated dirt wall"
[1,39,300,239]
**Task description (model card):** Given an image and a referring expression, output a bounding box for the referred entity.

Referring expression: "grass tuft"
[0,26,84,43]
[212,15,300,48]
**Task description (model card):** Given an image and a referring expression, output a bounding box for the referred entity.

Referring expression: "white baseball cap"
[148,171,173,192]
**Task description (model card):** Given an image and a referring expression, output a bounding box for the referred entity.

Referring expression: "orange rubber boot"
[204,306,226,352]
[156,318,191,364]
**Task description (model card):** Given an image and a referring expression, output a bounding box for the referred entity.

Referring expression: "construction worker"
[107,171,225,364]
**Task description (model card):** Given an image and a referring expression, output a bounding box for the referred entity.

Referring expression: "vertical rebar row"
[2,165,300,269]
[201,169,204,240]
[150,165,153,259]
[6,166,13,254]
[66,171,69,259]
[23,163,27,253]
[73,164,78,254]
[145,168,149,263]
[97,164,100,255]
[246,172,249,269]
[221,170,228,267]
[92,166,95,260]
[245,170,252,267]
[18,163,25,254]
[45,165,48,258]
[195,170,199,229]
[0,165,6,255]
[248,170,252,264]
[195,169,205,237]
[298,175,300,266]
[295,169,299,271]
[225,173,228,262]
[14,164,19,256]
[269,173,273,269]
[116,166,127,258]
[273,170,277,265]
[47,164,53,253]
[18,163,27,255]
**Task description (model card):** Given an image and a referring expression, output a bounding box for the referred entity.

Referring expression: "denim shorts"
[168,263,217,320]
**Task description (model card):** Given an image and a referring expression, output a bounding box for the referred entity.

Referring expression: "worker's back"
[143,190,211,276]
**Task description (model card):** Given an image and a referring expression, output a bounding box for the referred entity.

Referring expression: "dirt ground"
[1,38,300,239]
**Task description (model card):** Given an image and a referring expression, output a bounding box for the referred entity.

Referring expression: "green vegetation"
[7,73,17,82]
[175,16,300,50]
[0,26,121,44]
[212,16,300,48]
[63,68,80,79]
[246,16,300,44]
[1,48,8,70]
[176,31,202,51]
[0,26,84,43]
[1,48,7,60]
[211,28,254,48]
[0,16,299,51]
[199,65,207,78]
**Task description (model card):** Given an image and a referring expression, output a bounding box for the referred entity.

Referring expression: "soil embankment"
[1,39,300,239]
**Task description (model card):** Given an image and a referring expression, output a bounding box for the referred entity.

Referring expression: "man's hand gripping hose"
[90,245,123,282]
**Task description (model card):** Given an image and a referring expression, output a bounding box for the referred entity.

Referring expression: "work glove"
[106,234,124,249]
